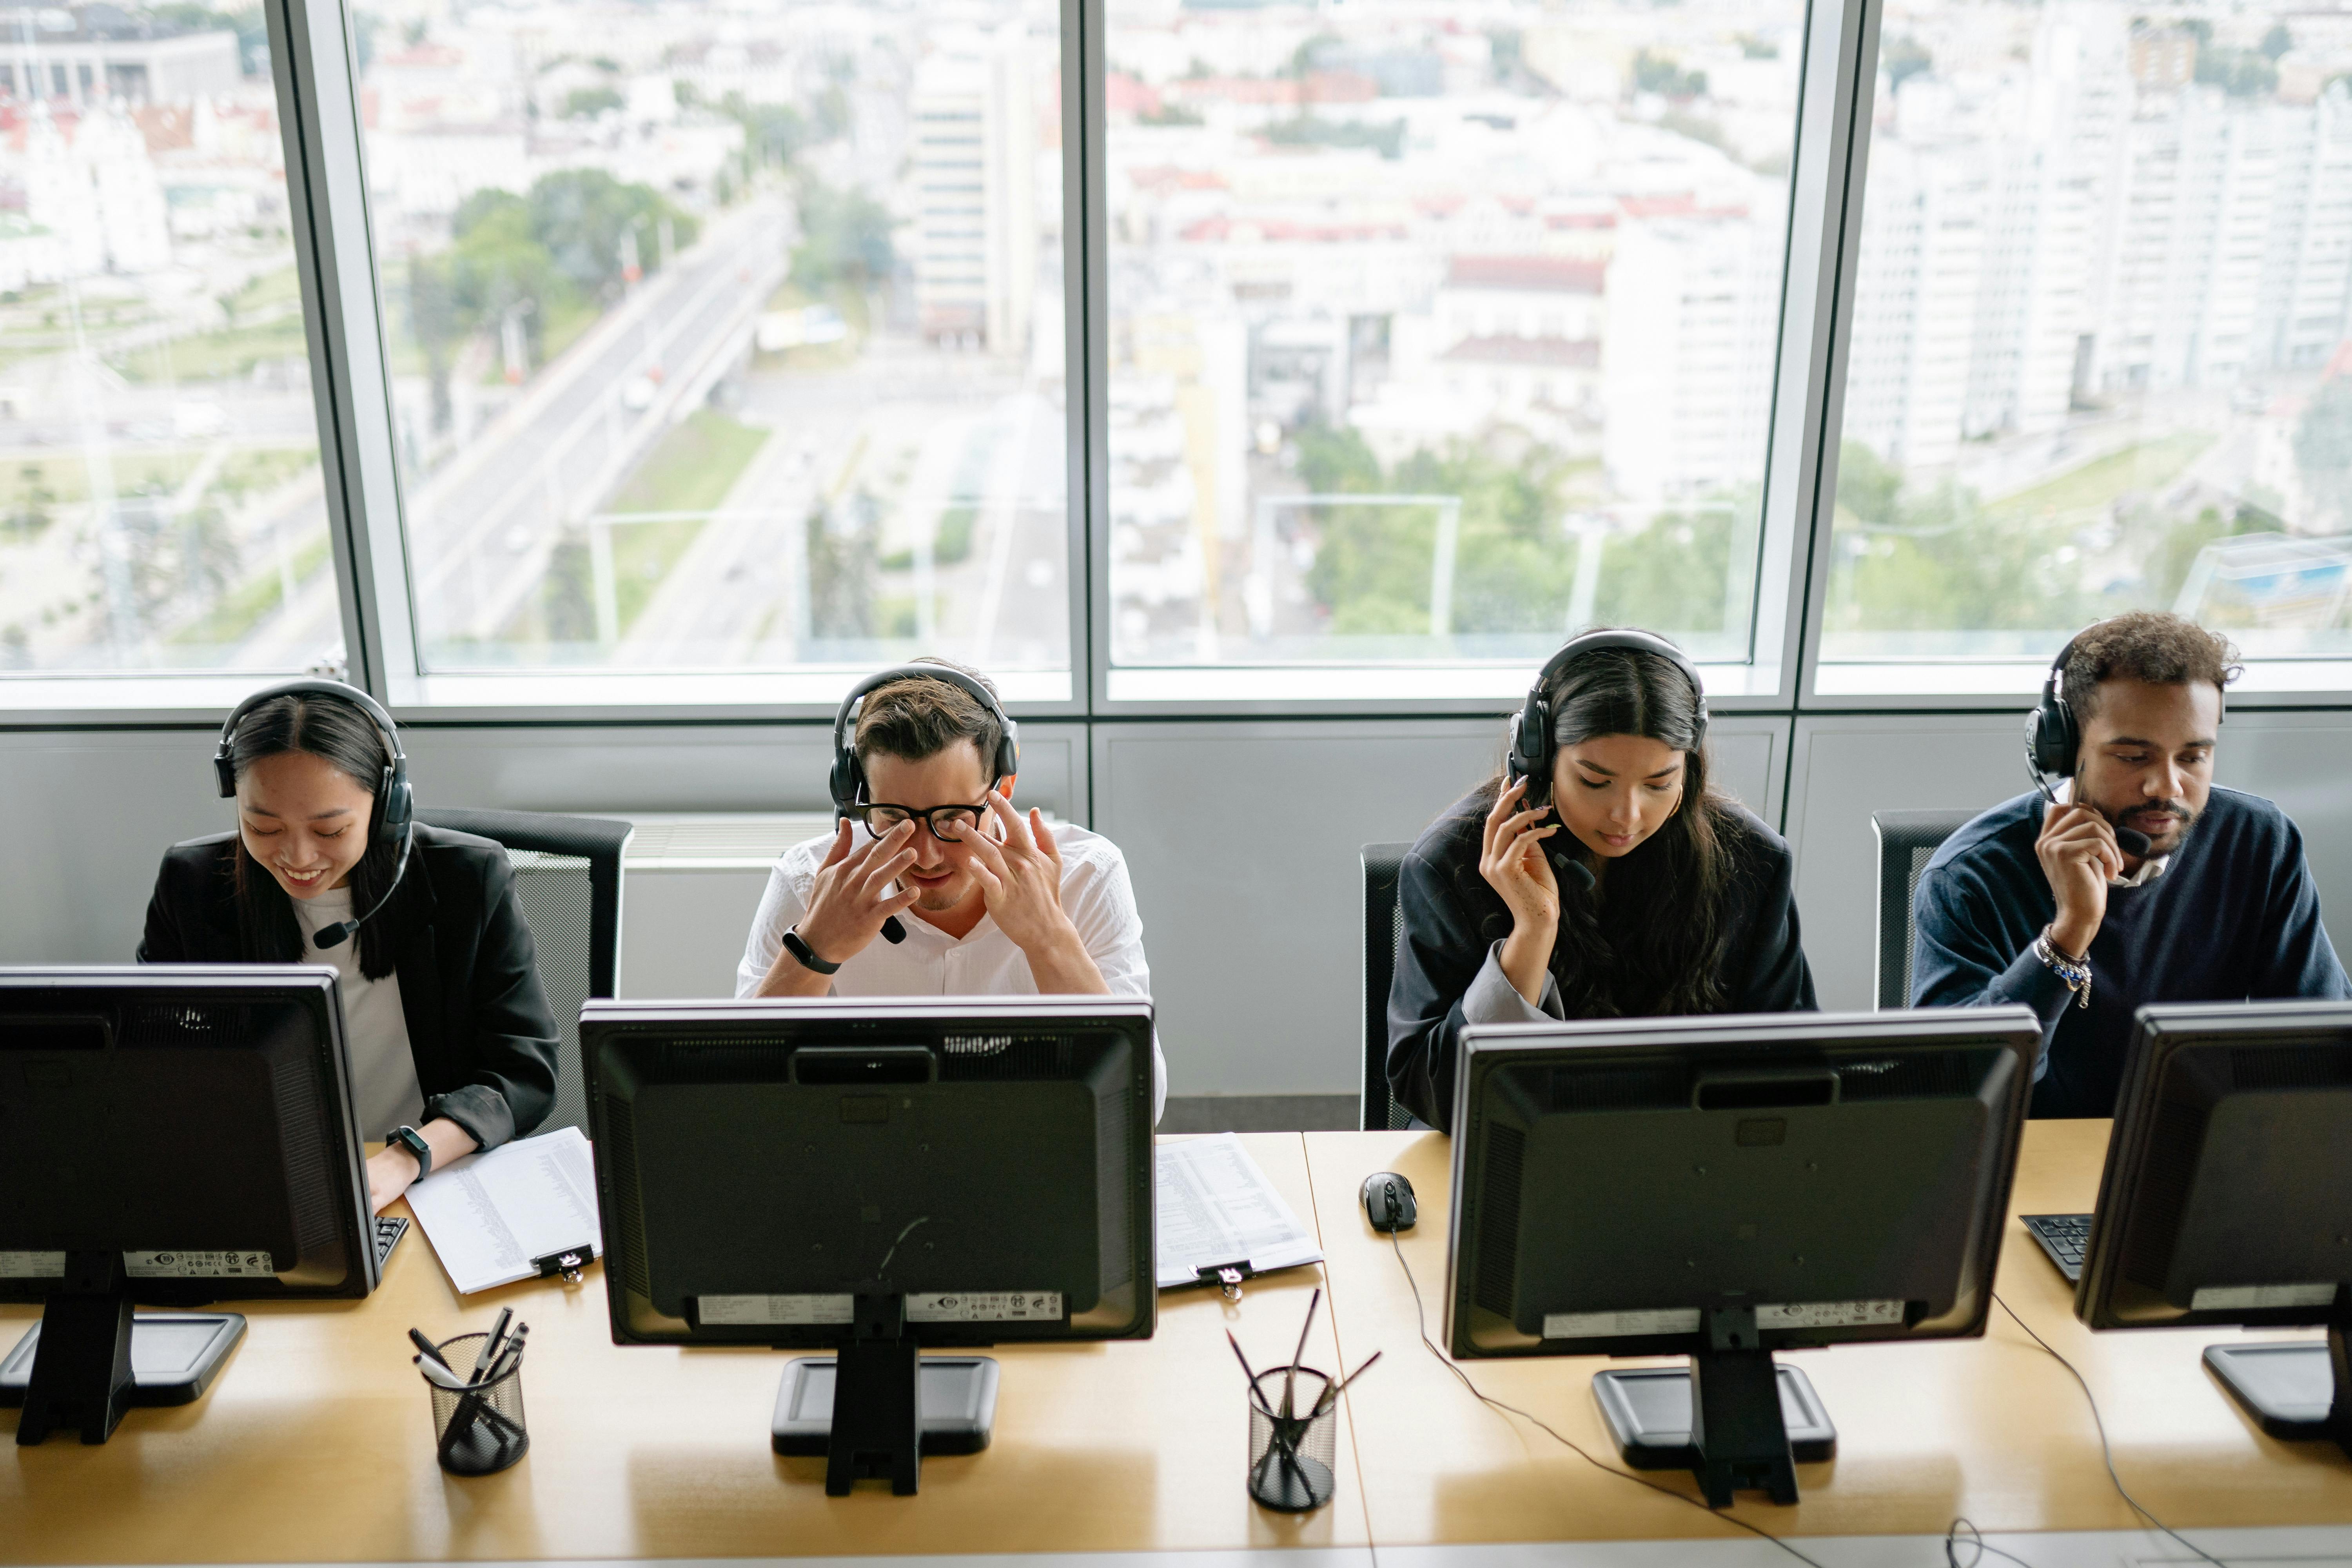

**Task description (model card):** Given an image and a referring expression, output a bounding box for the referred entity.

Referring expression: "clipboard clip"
[1197,1259,1254,1302]
[531,1244,597,1285]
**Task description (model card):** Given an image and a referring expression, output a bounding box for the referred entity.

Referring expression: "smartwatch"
[781,927,842,976]
[387,1124,433,1182]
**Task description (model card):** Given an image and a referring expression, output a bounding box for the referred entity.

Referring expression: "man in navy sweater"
[1911,611,2348,1117]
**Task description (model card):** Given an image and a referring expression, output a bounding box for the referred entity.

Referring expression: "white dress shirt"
[736,820,1165,1122]
[293,887,425,1138]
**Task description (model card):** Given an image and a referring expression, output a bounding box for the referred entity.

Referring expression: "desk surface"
[1,1134,1362,1564]
[1303,1118,2352,1547]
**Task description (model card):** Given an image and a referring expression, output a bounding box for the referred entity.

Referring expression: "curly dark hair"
[1466,641,1748,1018]
[2060,612,2241,724]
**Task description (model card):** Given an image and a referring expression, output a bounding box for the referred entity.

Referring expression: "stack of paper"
[404,1126,602,1295]
[1154,1132,1322,1290]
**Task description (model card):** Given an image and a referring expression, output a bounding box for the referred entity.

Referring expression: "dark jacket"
[1910,786,2350,1118]
[137,824,559,1149]
[1387,791,1817,1129]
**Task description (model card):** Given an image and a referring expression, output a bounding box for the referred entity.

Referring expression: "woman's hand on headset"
[1481,777,1561,1005]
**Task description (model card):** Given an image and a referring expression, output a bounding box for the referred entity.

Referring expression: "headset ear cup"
[214,755,237,799]
[2029,697,2076,777]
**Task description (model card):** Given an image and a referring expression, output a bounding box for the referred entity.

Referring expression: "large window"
[353,0,1071,690]
[1824,0,2352,690]
[0,5,334,677]
[1103,0,1804,691]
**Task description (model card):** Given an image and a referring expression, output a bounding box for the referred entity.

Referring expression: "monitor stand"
[5,1252,238,1447]
[767,1294,1000,1496]
[1595,1306,1808,1507]
[2205,1296,2352,1453]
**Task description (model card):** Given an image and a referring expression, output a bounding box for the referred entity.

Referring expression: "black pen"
[408,1327,456,1378]
[474,1306,514,1384]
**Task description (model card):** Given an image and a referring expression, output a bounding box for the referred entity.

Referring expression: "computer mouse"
[1362,1171,1417,1232]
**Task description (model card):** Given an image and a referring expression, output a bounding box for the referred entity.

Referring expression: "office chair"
[419,808,634,1135]
[1361,842,1413,1131]
[1871,809,1978,1011]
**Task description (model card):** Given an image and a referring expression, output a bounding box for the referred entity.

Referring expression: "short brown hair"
[2061,612,2241,723]
[853,658,1005,775]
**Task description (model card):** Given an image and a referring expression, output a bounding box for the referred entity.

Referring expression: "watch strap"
[387,1123,432,1182]
[782,927,842,976]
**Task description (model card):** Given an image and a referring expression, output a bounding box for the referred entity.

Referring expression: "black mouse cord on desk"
[1383,1227,1829,1568]
[1990,1293,2229,1568]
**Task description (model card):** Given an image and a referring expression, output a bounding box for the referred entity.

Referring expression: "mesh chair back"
[418,808,633,1136]
[1361,843,1413,1131]
[1871,809,1979,1010]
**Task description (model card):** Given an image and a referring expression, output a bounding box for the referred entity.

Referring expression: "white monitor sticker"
[1543,1308,1701,1339]
[0,1251,65,1278]
[699,1294,856,1326]
[123,1250,278,1279]
[2190,1283,2336,1312]
[907,1292,1063,1323]
[1757,1299,1906,1330]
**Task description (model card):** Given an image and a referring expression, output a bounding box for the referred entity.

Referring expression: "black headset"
[216,679,414,950]
[828,662,1020,818]
[1506,628,1709,803]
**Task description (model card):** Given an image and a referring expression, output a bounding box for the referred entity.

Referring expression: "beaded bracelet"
[2033,927,2093,1010]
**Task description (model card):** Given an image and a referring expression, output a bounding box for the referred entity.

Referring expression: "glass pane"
[1827,2,2352,667]
[0,11,335,675]
[1104,1,1804,670]
[356,0,1071,678]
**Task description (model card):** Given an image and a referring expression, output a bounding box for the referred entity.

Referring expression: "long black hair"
[222,693,401,980]
[1463,642,1745,1018]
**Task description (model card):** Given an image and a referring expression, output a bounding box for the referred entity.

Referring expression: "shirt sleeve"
[1731,837,1818,1012]
[429,849,560,1149]
[1387,842,1510,1131]
[736,853,815,998]
[1058,835,1165,1127]
[2252,817,2352,1001]
[1463,940,1564,1024]
[1909,861,2074,1076]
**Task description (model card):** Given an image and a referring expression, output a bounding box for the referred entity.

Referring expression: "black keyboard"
[375,1214,410,1269]
[2022,1212,2091,1283]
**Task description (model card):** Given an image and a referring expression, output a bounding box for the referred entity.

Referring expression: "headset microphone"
[1552,853,1596,896]
[882,917,906,944]
[312,829,416,948]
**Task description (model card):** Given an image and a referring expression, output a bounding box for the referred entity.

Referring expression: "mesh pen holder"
[424,1331,530,1477]
[1247,1367,1337,1512]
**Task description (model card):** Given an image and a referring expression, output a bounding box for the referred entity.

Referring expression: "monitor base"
[1593,1361,1837,1476]
[2206,1326,2352,1452]
[771,1354,1000,1462]
[7,1252,166,1446]
[776,1294,1002,1497]
[1,1311,246,1414]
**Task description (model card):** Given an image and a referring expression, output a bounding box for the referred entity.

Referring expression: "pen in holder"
[421,1330,530,1476]
[1247,1367,1337,1512]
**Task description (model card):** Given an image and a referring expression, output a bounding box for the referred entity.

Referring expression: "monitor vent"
[937,1034,1072,1081]
[1474,1122,1526,1317]
[650,1039,795,1083]
[2121,1096,2210,1292]
[1550,1065,1685,1112]
[2230,1045,2352,1091]
[118,1002,258,1047]
[1837,1052,1981,1101]
[603,1096,652,1299]
[1096,1082,1133,1294]
[268,1033,336,1264]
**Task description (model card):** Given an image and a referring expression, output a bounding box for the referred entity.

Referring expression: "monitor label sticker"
[2190,1283,2336,1312]
[0,1251,64,1278]
[1543,1308,1700,1339]
[699,1294,855,1325]
[1757,1299,1905,1329]
[123,1250,277,1279]
[908,1292,1064,1323]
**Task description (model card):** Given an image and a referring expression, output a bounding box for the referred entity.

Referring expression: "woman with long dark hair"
[1387,631,1816,1128]
[138,682,559,1213]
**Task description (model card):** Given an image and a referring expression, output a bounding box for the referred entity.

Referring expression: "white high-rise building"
[910,29,1037,355]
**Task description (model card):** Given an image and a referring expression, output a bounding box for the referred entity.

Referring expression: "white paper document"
[405,1126,602,1294]
[1154,1132,1322,1290]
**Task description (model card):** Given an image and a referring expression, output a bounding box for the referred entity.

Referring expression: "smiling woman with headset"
[137,681,560,1214]
[1386,630,1818,1130]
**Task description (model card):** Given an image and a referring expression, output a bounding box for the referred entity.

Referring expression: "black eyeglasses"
[853,800,992,840]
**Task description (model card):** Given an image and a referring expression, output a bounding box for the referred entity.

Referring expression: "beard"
[2098,795,2199,855]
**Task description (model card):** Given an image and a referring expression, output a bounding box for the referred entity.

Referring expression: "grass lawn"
[1989,434,2215,519]
[167,527,334,648]
[110,311,309,383]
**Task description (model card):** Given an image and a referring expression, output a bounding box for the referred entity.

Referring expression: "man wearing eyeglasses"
[735,659,1165,1121]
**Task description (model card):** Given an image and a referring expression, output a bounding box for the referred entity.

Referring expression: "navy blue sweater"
[1910,787,2349,1117]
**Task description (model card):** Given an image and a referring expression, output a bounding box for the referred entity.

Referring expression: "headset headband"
[1533,629,1709,726]
[829,662,1020,813]
[214,679,406,799]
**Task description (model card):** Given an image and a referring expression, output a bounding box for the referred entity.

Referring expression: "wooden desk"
[1304,1120,2352,1547]
[1,1134,1363,1563]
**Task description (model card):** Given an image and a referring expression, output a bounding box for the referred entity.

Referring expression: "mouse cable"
[1944,1517,2040,1568]
[1991,1292,2228,1568]
[1385,1227,1829,1568]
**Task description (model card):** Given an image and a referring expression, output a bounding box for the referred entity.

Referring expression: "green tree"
[791,182,897,290]
[561,85,624,119]
[527,169,697,296]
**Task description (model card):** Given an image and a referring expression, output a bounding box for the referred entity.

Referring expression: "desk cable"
[1990,1292,2229,1568]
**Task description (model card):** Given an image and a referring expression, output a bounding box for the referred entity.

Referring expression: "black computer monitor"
[2077,999,2352,1452]
[0,965,381,1445]
[578,995,1157,1496]
[1446,1007,2040,1507]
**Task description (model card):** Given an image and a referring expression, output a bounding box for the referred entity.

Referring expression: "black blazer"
[1386,791,1817,1129]
[137,824,559,1150]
